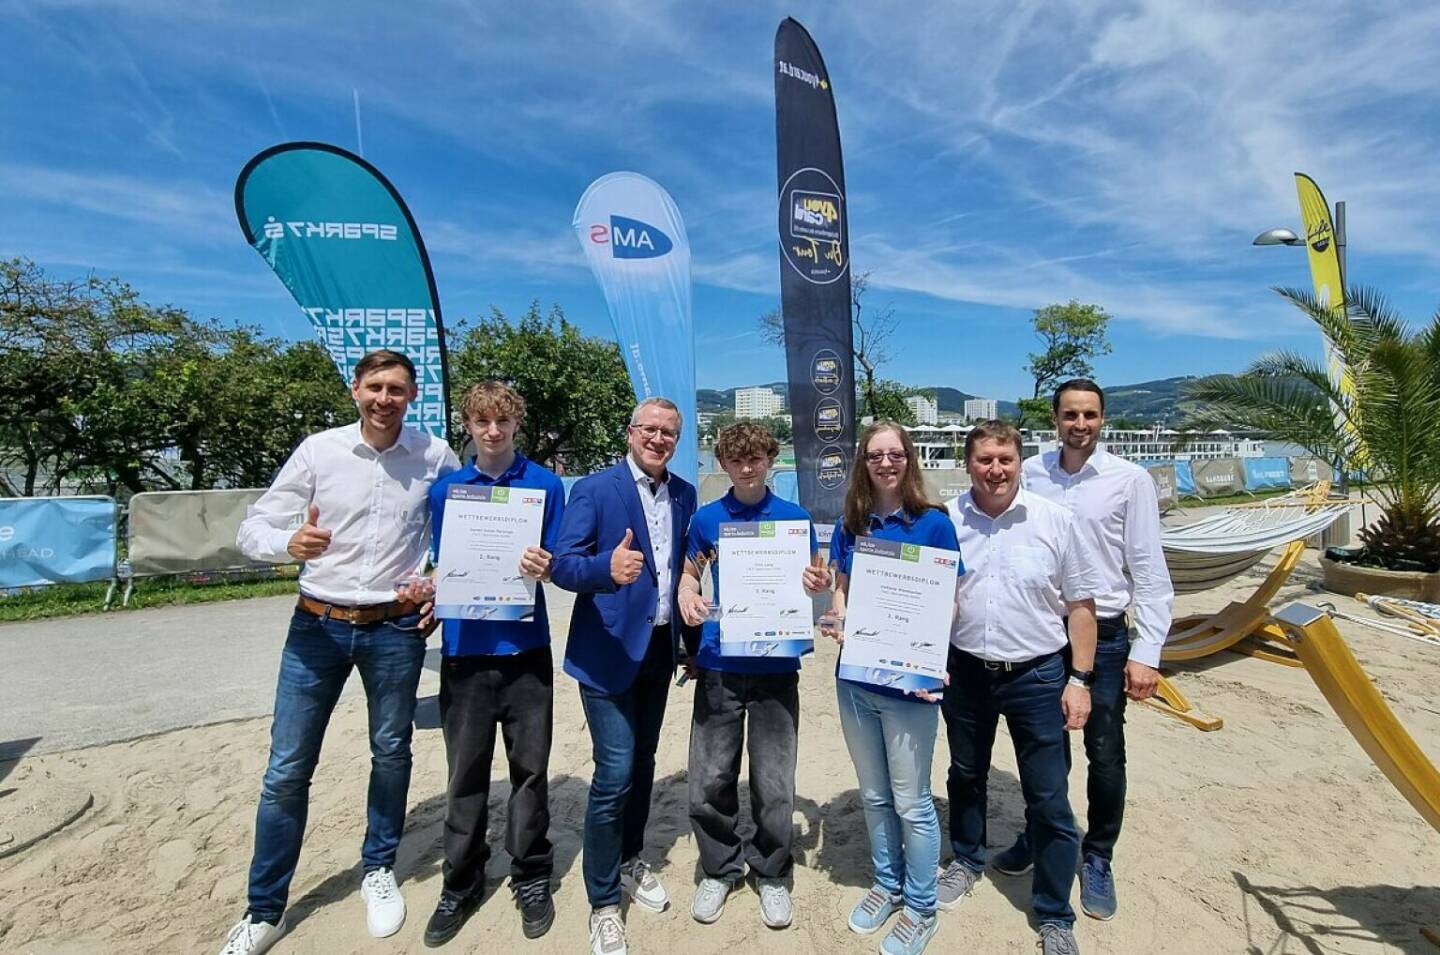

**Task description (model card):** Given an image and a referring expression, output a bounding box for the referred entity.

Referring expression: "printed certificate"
[434,484,545,621]
[838,537,960,692]
[717,519,814,657]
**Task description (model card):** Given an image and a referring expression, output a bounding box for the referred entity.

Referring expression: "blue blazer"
[553,460,698,693]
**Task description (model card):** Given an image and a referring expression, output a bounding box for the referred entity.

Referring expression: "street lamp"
[1251,228,1302,246]
[1251,200,1347,278]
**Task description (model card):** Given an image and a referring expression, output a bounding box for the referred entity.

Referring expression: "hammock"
[1162,499,1351,593]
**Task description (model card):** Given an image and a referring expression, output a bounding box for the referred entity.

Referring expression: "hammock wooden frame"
[1273,602,1440,833]
[1146,485,1343,730]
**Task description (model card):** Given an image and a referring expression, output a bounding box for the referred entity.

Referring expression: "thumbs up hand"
[610,528,645,586]
[802,551,832,595]
[288,503,334,561]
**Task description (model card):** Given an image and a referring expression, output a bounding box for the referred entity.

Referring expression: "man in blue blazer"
[551,397,698,955]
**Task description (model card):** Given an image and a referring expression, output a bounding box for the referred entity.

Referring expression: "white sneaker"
[218,914,286,954]
[620,856,669,913]
[589,904,627,955]
[360,867,407,938]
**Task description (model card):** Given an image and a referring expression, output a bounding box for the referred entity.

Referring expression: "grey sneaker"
[756,877,793,929]
[1038,922,1080,954]
[589,905,626,955]
[690,877,732,924]
[935,860,981,910]
[620,857,669,913]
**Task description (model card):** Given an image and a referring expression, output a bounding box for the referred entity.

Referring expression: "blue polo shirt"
[429,453,566,657]
[829,507,963,701]
[686,489,818,674]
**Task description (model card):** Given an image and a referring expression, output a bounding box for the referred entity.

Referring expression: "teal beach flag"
[235,142,451,440]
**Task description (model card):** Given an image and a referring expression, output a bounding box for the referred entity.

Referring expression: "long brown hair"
[842,421,938,536]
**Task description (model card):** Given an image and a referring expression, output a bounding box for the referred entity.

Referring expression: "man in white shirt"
[991,379,1174,922]
[218,350,459,955]
[935,421,1100,955]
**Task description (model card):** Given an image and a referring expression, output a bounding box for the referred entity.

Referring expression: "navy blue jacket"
[553,459,698,693]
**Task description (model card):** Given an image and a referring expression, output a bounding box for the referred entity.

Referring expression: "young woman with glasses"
[818,421,961,955]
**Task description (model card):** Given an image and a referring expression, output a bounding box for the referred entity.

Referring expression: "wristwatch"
[1067,668,1096,689]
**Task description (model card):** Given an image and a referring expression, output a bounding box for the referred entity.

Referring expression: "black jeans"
[943,647,1078,925]
[1072,617,1130,862]
[439,646,554,895]
[688,668,800,881]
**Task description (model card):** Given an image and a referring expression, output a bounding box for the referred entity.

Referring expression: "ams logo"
[589,215,673,259]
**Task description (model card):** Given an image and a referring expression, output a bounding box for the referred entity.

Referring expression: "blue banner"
[235,143,451,440]
[771,470,799,503]
[1243,457,1293,492]
[1174,459,1196,497]
[0,497,116,588]
[573,172,697,485]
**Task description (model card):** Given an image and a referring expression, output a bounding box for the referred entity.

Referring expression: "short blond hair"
[460,381,525,424]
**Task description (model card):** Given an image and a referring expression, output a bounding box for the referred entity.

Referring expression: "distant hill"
[923,386,1019,418]
[1101,376,1202,424]
[697,383,787,414]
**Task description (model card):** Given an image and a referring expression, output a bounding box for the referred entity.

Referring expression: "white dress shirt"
[237,422,459,605]
[946,488,1102,662]
[626,454,673,626]
[1023,447,1175,667]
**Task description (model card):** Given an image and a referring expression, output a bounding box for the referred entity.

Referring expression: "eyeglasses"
[631,424,679,442]
[864,450,907,464]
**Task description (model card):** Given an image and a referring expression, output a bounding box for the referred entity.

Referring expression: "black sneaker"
[424,888,482,948]
[514,877,555,939]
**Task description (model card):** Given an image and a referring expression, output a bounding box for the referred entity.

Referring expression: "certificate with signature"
[717,520,814,658]
[434,484,545,621]
[839,537,960,692]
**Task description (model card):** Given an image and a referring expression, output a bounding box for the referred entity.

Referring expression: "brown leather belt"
[296,595,421,625]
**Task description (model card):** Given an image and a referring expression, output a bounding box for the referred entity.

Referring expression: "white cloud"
[6,0,1438,353]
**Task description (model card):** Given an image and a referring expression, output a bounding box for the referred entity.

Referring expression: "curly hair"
[715,420,780,463]
[460,380,526,424]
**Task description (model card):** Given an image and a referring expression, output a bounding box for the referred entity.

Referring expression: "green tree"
[448,303,633,472]
[764,414,794,444]
[0,258,355,496]
[1015,300,1112,428]
[1183,286,1440,570]
[188,336,355,489]
[862,379,919,426]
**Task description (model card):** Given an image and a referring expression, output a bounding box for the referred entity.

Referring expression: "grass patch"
[0,571,299,622]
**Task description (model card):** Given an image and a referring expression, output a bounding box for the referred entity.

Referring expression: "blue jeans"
[1075,621,1130,862]
[943,648,1078,925]
[578,627,673,907]
[245,608,428,923]
[836,679,941,916]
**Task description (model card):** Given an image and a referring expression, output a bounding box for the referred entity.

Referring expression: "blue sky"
[4,1,1439,400]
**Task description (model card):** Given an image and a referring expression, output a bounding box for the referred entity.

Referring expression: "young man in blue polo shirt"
[423,381,565,947]
[676,422,831,929]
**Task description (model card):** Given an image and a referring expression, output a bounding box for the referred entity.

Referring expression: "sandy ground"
[2,548,1438,954]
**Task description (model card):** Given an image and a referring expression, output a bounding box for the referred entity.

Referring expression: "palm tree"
[1182,286,1440,572]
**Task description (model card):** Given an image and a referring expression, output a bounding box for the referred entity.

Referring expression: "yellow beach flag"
[1295,172,1364,469]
